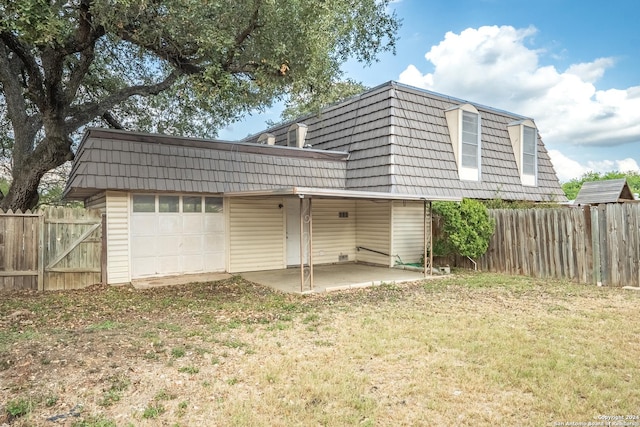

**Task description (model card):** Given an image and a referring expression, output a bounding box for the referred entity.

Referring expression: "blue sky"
[219,0,640,182]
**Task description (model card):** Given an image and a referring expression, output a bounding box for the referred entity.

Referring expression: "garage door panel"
[131,236,157,255]
[157,236,182,255]
[131,215,157,236]
[157,255,180,274]
[182,254,204,272]
[158,215,182,233]
[205,235,225,252]
[182,215,203,231]
[205,214,225,232]
[181,235,203,254]
[132,256,156,277]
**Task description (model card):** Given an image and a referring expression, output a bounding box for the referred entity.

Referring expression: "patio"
[240,263,438,294]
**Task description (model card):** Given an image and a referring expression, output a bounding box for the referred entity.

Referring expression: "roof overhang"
[222,187,461,202]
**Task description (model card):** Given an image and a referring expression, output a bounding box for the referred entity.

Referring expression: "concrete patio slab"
[240,263,439,294]
[131,272,232,289]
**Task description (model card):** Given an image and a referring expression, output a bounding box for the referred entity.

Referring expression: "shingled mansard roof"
[64,81,567,202]
[64,129,348,200]
[574,178,636,205]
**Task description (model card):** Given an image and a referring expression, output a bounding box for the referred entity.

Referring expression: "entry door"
[285,198,310,266]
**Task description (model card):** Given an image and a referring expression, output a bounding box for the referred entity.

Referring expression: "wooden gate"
[0,207,104,291]
[43,207,104,290]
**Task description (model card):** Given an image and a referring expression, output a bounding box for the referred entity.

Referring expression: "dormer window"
[257,133,276,145]
[508,119,538,186]
[445,104,481,181]
[287,123,308,148]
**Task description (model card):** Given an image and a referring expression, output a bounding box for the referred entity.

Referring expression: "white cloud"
[398,25,640,148]
[548,149,640,182]
[548,150,589,182]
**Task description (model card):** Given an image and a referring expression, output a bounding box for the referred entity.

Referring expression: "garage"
[130,194,225,278]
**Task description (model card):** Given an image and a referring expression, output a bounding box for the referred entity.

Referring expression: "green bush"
[432,199,495,260]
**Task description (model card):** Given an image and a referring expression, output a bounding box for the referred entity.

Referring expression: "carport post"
[423,199,433,278]
[300,197,304,292]
[423,200,427,278]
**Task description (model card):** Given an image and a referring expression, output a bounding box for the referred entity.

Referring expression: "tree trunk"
[0,131,74,212]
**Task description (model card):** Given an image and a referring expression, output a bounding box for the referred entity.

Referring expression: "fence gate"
[43,207,104,290]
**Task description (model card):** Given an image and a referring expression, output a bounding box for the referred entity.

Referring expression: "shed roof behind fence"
[574,178,636,205]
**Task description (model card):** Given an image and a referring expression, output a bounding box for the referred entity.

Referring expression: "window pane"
[288,129,297,147]
[523,126,537,155]
[461,142,477,168]
[205,197,223,213]
[132,195,155,212]
[523,126,536,175]
[523,153,536,175]
[159,195,179,213]
[183,196,202,213]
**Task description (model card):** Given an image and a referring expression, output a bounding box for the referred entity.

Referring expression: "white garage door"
[130,194,225,278]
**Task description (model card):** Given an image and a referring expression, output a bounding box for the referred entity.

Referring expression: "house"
[63,81,566,289]
[574,178,637,205]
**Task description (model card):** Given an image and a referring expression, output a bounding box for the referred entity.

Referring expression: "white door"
[286,199,301,266]
[285,198,311,266]
[131,195,225,278]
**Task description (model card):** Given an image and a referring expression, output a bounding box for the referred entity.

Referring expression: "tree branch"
[224,1,263,70]
[102,111,124,129]
[0,31,45,108]
[0,43,41,165]
[65,70,182,132]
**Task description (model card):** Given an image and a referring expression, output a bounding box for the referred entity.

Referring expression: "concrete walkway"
[241,263,437,294]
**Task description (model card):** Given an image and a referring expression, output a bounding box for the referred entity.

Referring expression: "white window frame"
[445,104,482,181]
[508,120,538,187]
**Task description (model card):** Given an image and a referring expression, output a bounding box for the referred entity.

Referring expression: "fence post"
[37,211,45,291]
[590,206,601,285]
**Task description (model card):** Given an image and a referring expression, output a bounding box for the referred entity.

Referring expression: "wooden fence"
[0,207,104,291]
[476,204,640,287]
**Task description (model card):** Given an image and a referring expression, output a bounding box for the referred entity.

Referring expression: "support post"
[300,197,304,293]
[429,201,433,276]
[309,198,313,291]
[423,200,428,278]
[101,214,107,285]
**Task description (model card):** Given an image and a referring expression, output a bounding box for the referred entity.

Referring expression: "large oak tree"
[0,0,398,210]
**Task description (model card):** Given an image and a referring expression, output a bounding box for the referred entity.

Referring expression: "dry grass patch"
[1,273,639,426]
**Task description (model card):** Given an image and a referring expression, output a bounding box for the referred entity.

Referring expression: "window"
[182,196,202,213]
[205,197,223,213]
[287,123,308,148]
[507,120,538,186]
[461,111,479,168]
[132,195,155,212]
[522,126,537,176]
[159,195,179,212]
[445,104,481,181]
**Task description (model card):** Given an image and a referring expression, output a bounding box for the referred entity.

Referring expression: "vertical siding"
[355,200,391,266]
[392,201,426,265]
[106,191,130,284]
[228,198,285,273]
[312,199,357,264]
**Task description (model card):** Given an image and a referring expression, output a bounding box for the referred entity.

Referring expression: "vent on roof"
[257,132,276,145]
[287,123,308,148]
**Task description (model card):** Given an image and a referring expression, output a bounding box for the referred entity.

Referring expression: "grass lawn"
[1,272,639,426]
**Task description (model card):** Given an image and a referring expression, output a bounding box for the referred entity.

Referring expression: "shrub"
[432,199,495,260]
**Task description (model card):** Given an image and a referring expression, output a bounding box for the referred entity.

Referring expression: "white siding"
[228,198,285,273]
[355,200,391,266]
[311,199,356,264]
[391,201,427,265]
[106,191,130,284]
